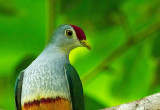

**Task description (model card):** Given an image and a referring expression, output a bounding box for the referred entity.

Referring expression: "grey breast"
[21,54,70,104]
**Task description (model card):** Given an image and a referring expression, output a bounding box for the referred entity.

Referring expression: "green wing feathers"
[64,64,85,110]
[15,71,24,110]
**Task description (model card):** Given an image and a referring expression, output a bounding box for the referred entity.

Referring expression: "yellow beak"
[80,40,91,50]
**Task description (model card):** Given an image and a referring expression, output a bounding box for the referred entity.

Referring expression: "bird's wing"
[64,64,85,110]
[15,71,24,110]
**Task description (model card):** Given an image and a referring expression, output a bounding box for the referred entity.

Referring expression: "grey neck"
[39,44,70,62]
[26,44,70,71]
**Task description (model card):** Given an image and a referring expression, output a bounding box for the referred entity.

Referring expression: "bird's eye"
[66,30,73,37]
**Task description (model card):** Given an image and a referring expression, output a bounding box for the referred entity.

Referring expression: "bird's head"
[51,24,91,53]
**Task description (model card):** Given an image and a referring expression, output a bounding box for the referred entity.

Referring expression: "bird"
[15,24,91,110]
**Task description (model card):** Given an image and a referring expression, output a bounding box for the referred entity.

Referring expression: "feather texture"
[21,45,71,105]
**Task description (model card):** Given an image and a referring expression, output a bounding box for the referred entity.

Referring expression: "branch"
[101,93,160,110]
[82,21,160,85]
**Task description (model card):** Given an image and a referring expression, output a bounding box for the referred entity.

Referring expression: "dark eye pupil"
[66,30,73,36]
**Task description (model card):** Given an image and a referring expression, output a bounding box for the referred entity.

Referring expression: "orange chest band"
[22,97,72,110]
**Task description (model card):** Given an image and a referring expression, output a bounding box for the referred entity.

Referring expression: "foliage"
[0,0,160,109]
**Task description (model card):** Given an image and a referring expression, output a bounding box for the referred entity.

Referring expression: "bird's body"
[15,24,91,110]
[21,45,71,110]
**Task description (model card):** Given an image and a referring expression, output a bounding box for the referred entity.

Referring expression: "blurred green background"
[0,0,160,109]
